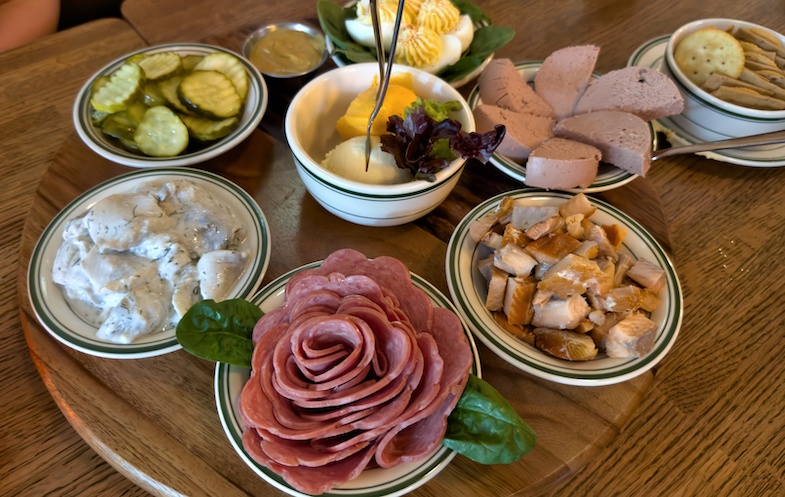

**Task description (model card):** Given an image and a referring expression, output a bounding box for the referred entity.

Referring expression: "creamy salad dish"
[51,179,249,344]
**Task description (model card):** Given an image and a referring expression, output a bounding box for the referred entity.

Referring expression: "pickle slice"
[100,111,137,141]
[136,52,183,80]
[158,76,193,114]
[181,54,204,72]
[90,62,145,113]
[134,106,189,157]
[178,70,242,119]
[179,113,239,141]
[193,52,249,100]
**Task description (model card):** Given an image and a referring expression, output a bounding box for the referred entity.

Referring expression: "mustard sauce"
[251,29,325,75]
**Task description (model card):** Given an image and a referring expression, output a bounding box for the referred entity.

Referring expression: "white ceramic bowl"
[445,189,683,386]
[663,18,785,142]
[242,21,328,78]
[27,168,271,359]
[284,62,474,227]
[74,43,268,168]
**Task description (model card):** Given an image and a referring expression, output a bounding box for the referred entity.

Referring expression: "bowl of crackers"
[664,18,785,142]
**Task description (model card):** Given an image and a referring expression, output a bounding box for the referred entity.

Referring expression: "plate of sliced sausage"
[468,47,686,192]
[215,249,481,497]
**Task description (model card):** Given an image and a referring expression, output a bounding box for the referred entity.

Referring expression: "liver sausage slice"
[525,137,602,189]
[554,110,652,176]
[479,58,554,117]
[534,45,600,120]
[574,66,684,121]
[473,104,554,162]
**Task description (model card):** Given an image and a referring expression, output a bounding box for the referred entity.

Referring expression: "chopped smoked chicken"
[492,312,536,346]
[533,327,598,361]
[510,205,559,230]
[601,223,628,248]
[605,313,658,358]
[524,216,565,240]
[470,196,515,243]
[627,258,666,292]
[538,253,612,298]
[502,223,530,247]
[503,276,537,326]
[558,193,596,218]
[477,193,666,361]
[485,266,508,311]
[525,232,582,265]
[494,243,537,277]
[532,293,590,329]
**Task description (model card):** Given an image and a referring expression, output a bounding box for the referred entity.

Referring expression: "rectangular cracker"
[702,72,774,95]
[746,60,780,72]
[756,68,785,89]
[745,52,778,67]
[712,85,785,110]
[739,40,777,60]
[734,27,785,58]
[738,67,785,99]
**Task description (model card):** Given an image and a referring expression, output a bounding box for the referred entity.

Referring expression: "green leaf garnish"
[404,97,462,122]
[175,298,263,368]
[449,0,490,24]
[468,25,516,60]
[442,374,537,464]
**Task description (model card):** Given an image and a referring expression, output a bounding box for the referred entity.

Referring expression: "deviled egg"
[344,0,474,75]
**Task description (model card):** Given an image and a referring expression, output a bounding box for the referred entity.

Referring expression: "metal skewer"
[652,129,785,160]
[365,0,406,171]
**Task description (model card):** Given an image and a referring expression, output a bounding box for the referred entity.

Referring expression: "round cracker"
[675,27,746,86]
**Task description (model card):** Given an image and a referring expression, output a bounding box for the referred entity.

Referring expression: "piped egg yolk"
[345,0,414,51]
[416,0,460,35]
[395,24,442,67]
[343,0,476,75]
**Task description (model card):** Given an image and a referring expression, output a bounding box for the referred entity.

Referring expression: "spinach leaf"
[317,0,359,51]
[439,55,485,83]
[469,25,516,60]
[452,0,490,24]
[333,47,379,64]
[442,374,536,464]
[175,298,263,368]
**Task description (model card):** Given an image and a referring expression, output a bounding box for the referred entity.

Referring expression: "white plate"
[73,43,268,168]
[628,35,785,167]
[445,189,683,386]
[215,262,482,497]
[27,168,271,359]
[467,61,661,193]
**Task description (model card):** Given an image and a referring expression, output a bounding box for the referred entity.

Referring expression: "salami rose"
[239,249,472,495]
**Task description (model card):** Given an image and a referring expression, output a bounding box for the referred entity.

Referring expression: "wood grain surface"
[4,0,785,496]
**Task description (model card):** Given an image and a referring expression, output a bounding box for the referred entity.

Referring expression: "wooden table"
[5,0,785,496]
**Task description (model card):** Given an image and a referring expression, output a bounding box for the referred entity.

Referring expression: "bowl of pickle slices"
[73,43,268,168]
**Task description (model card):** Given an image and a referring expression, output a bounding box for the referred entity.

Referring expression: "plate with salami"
[215,252,482,497]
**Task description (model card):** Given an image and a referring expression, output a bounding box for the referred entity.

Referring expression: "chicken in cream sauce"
[52,180,248,344]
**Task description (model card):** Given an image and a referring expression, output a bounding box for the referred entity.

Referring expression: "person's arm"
[0,0,60,52]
